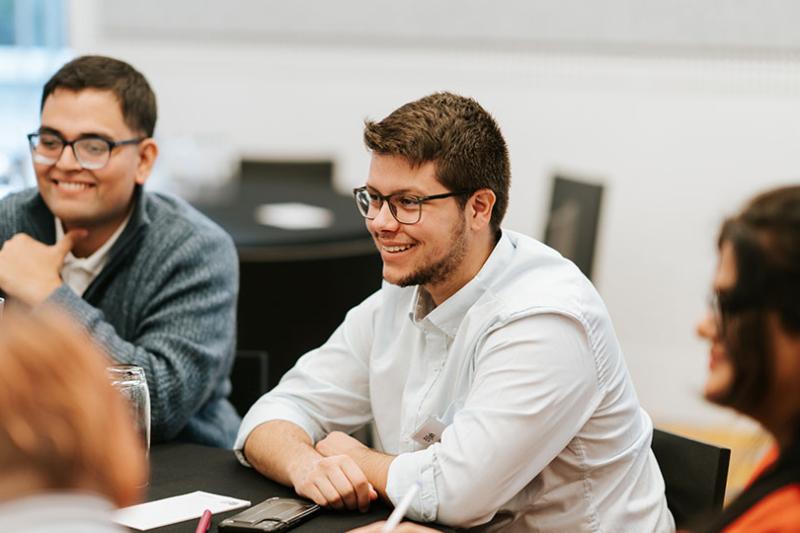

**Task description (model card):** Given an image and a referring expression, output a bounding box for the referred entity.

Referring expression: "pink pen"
[195,509,212,533]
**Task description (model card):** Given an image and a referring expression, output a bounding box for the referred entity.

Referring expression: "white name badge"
[411,416,447,447]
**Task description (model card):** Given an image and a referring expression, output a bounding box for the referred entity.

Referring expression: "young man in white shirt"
[236,92,674,532]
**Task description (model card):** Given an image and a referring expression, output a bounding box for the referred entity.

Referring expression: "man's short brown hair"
[363,92,510,233]
[41,55,157,137]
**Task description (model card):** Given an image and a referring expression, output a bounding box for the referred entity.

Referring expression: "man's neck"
[69,230,113,259]
[62,209,132,259]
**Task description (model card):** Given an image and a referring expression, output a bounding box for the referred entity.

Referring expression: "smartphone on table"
[218,496,320,532]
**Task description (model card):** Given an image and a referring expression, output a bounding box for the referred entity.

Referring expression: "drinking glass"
[107,365,151,455]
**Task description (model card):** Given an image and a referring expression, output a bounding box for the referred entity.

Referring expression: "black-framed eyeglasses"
[27,132,145,170]
[353,186,472,225]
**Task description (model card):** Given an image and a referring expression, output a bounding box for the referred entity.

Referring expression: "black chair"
[229,350,270,417]
[651,428,731,528]
[237,250,381,390]
[544,175,605,280]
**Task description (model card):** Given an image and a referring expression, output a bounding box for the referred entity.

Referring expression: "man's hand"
[0,230,86,306]
[289,453,378,512]
[244,421,379,513]
[316,431,394,500]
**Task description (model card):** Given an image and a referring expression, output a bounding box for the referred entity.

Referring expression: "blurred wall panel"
[96,0,800,56]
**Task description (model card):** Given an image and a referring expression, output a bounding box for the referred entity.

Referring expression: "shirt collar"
[56,210,133,276]
[409,230,514,338]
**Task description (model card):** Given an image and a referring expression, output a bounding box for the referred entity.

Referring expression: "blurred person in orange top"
[695,185,800,532]
[0,308,147,532]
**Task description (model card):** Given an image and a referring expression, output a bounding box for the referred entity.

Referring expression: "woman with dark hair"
[696,185,800,532]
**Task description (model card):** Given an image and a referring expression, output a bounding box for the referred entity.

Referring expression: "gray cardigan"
[0,187,241,447]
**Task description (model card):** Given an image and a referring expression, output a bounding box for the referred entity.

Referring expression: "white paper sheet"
[113,490,250,530]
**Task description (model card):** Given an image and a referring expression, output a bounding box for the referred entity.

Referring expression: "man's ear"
[134,138,159,186]
[467,188,496,231]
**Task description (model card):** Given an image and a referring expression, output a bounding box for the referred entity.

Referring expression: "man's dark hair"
[363,92,510,234]
[41,55,157,137]
[713,185,800,414]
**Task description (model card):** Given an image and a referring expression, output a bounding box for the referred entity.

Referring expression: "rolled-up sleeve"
[385,313,602,527]
[386,447,439,521]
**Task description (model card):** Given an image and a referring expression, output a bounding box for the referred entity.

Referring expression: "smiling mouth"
[381,243,416,253]
[52,179,95,191]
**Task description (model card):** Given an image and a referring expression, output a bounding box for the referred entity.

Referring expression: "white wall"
[68,0,800,430]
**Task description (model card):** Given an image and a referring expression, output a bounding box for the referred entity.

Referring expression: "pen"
[381,481,421,533]
[195,509,212,533]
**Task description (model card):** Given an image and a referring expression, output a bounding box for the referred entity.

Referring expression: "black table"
[144,443,454,533]
[194,161,374,258]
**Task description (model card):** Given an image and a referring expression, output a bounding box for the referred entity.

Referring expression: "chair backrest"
[229,350,270,417]
[544,175,604,280]
[651,428,731,528]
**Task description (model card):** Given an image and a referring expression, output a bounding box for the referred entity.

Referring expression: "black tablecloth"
[142,443,454,533]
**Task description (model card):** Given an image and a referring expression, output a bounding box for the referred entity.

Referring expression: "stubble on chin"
[396,219,468,288]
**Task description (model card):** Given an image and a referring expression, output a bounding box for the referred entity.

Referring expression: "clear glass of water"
[107,365,151,455]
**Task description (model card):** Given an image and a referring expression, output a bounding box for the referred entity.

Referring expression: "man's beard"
[396,216,468,288]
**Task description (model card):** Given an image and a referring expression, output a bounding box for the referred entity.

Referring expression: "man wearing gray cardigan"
[0,55,240,447]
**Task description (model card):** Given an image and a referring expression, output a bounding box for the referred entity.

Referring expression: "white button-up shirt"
[56,213,131,296]
[236,230,674,532]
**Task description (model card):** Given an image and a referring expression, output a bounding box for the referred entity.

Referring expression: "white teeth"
[56,181,91,191]
[382,244,413,253]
